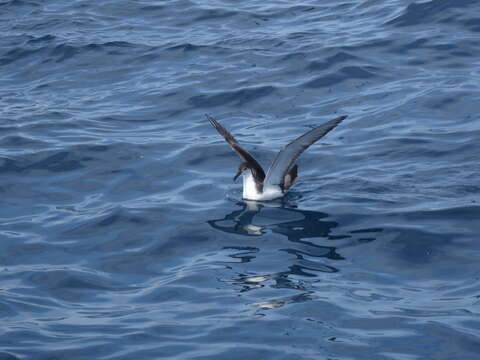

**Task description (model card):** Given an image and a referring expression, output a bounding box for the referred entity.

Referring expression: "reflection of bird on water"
[207,201,339,252]
[208,201,343,298]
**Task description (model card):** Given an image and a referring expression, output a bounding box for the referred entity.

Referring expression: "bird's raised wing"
[207,115,265,183]
[264,115,347,189]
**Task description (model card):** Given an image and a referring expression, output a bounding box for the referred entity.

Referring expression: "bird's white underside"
[242,170,284,201]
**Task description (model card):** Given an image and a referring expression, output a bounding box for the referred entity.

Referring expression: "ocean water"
[1,0,480,359]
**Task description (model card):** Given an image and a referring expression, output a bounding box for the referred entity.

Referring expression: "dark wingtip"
[206,114,218,129]
[331,115,348,128]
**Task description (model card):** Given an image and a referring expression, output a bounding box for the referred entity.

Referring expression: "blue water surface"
[1,0,480,359]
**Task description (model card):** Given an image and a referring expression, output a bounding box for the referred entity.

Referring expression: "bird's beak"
[233,169,242,182]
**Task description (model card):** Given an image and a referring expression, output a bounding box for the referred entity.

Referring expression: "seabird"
[207,114,347,201]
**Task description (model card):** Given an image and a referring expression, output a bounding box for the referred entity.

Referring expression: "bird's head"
[233,162,248,182]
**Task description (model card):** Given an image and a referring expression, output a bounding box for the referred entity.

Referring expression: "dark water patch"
[427,96,457,109]
[387,0,478,27]
[388,37,429,54]
[26,34,56,45]
[0,0,39,7]
[84,41,138,53]
[421,94,469,110]
[0,135,47,148]
[188,86,275,108]
[344,38,395,52]
[282,249,339,274]
[432,43,457,51]
[60,206,154,240]
[406,58,427,66]
[450,50,474,57]
[50,43,80,63]
[0,151,87,174]
[0,46,43,65]
[139,4,165,12]
[95,114,159,124]
[86,144,110,152]
[165,43,211,52]
[193,8,237,22]
[0,353,19,360]
[401,205,480,222]
[27,270,120,294]
[306,51,359,72]
[286,32,315,41]
[463,17,480,32]
[304,66,380,88]
[2,39,148,73]
[134,284,215,304]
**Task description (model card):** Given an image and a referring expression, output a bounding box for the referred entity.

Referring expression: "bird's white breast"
[242,171,283,201]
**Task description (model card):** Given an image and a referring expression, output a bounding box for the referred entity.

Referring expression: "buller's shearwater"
[207,114,347,201]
